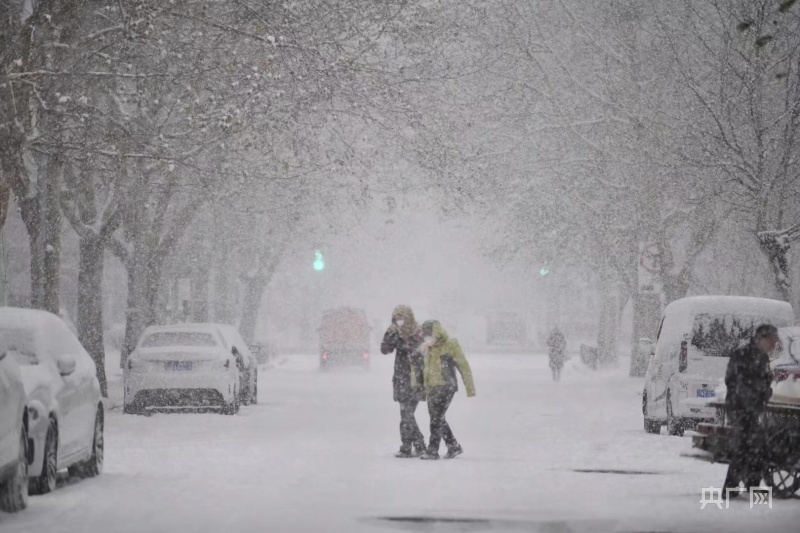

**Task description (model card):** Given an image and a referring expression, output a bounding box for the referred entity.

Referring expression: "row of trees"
[0,0,462,395]
[3,1,797,385]
[389,0,800,361]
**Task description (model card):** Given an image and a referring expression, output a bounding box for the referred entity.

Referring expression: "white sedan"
[0,308,104,495]
[125,324,241,415]
[0,340,28,513]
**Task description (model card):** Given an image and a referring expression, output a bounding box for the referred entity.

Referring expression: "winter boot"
[444,444,463,459]
[412,442,426,457]
[419,449,440,460]
[395,446,414,458]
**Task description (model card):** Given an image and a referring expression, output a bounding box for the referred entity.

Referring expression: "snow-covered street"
[2,353,797,533]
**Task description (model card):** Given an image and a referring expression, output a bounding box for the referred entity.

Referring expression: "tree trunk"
[121,264,145,368]
[120,249,168,368]
[240,275,268,343]
[758,231,793,302]
[597,272,619,366]
[192,267,209,322]
[78,234,107,397]
[214,250,233,324]
[17,158,61,313]
[18,195,43,307]
[40,156,61,314]
[0,183,8,232]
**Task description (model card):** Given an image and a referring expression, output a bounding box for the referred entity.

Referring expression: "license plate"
[165,361,193,371]
[697,389,715,398]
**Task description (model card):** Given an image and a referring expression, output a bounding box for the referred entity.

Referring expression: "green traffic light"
[313,250,325,271]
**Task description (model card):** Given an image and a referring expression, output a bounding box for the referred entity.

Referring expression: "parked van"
[642,296,795,436]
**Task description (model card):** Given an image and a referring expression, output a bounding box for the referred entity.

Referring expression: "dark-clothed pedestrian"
[547,327,567,381]
[723,324,778,493]
[415,320,475,460]
[381,305,426,458]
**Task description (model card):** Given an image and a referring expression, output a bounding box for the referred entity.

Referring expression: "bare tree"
[659,0,800,302]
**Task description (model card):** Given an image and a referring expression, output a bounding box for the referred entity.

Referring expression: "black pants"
[427,386,457,453]
[550,365,562,381]
[724,412,765,489]
[399,400,425,451]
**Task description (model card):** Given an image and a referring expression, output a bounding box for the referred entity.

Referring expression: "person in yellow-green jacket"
[415,320,476,460]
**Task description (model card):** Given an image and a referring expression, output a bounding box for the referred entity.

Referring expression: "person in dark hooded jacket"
[381,305,426,457]
[546,327,566,382]
[722,324,778,494]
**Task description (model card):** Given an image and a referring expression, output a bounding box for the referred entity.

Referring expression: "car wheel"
[0,424,29,513]
[31,419,58,495]
[241,370,252,405]
[223,386,239,415]
[70,408,104,479]
[763,463,800,499]
[250,368,258,405]
[642,392,661,434]
[666,392,684,436]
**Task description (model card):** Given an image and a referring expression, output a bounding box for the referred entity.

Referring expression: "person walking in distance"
[416,320,476,460]
[381,306,426,458]
[723,324,778,495]
[547,327,567,382]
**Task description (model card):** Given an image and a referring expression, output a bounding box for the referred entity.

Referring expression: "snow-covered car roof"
[0,306,67,333]
[664,296,794,323]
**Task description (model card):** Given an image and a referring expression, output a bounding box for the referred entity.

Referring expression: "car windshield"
[0,327,38,365]
[142,331,218,348]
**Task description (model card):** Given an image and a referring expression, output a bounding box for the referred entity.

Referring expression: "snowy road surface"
[2,353,798,533]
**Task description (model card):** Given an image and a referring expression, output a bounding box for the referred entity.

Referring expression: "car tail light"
[774,367,800,382]
[679,340,688,373]
[322,353,328,361]
[363,353,369,360]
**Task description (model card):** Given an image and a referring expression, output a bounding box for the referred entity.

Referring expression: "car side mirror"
[231,347,243,367]
[58,354,77,376]
[639,338,655,356]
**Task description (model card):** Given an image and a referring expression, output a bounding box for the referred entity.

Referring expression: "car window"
[142,331,218,348]
[788,336,800,363]
[691,314,767,357]
[0,327,39,365]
